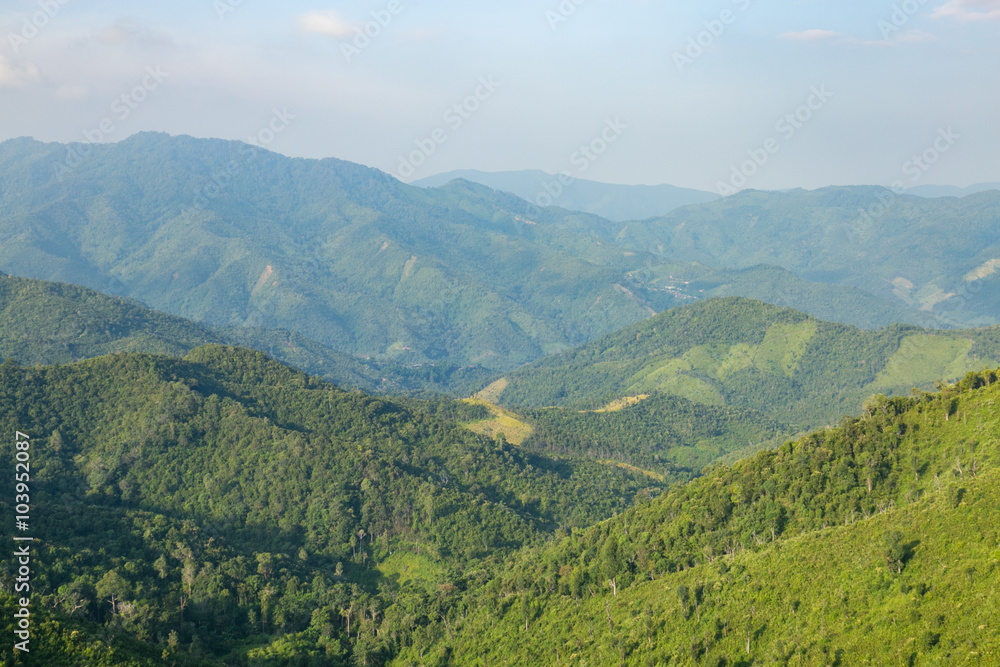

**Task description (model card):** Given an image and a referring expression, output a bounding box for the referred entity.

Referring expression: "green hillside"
[520,393,787,478]
[1,343,997,664]
[0,273,492,396]
[616,186,1000,328]
[493,297,1000,429]
[0,347,668,665]
[392,369,1000,665]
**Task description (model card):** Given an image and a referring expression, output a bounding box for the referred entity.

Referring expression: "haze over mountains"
[0,273,492,396]
[906,182,1000,198]
[412,169,721,221]
[416,169,1000,219]
[2,133,997,379]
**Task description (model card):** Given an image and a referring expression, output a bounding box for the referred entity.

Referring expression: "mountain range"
[613,187,1000,328]
[412,169,721,221]
[5,133,991,380]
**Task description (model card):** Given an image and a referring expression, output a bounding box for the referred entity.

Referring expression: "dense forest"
[393,369,1000,664]
[2,349,996,664]
[520,393,786,477]
[0,346,668,665]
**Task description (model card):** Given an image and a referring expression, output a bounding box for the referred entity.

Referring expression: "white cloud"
[0,56,40,89]
[55,84,88,100]
[779,29,845,41]
[933,0,1000,21]
[96,17,175,48]
[894,29,939,43]
[299,10,358,38]
[779,28,938,48]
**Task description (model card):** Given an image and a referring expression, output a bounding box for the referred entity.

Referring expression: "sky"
[0,0,997,193]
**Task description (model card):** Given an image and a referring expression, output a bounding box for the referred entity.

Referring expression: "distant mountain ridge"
[614,186,1000,328]
[0,133,936,374]
[0,133,671,370]
[2,133,992,380]
[906,182,1000,198]
[413,168,720,221]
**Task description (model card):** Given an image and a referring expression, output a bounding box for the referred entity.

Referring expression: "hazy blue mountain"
[0,133,678,371]
[613,186,1000,328]
[413,168,720,221]
[1,134,938,376]
[906,182,1000,198]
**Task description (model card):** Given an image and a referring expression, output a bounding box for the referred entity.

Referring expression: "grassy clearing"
[588,395,650,413]
[462,396,534,445]
[870,335,974,390]
[376,551,447,593]
[598,460,666,483]
[475,377,509,404]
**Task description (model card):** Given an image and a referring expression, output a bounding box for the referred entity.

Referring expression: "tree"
[884,531,907,574]
[600,539,622,597]
[676,585,691,619]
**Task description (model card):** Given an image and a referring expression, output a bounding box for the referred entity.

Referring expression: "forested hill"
[0,273,492,396]
[393,369,1000,664]
[0,346,667,665]
[491,297,1000,429]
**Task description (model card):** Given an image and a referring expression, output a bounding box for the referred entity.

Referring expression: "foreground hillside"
[0,347,665,665]
[1,347,996,664]
[393,369,1000,665]
[493,298,1000,429]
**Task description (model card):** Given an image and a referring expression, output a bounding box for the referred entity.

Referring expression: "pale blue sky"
[1,0,997,191]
